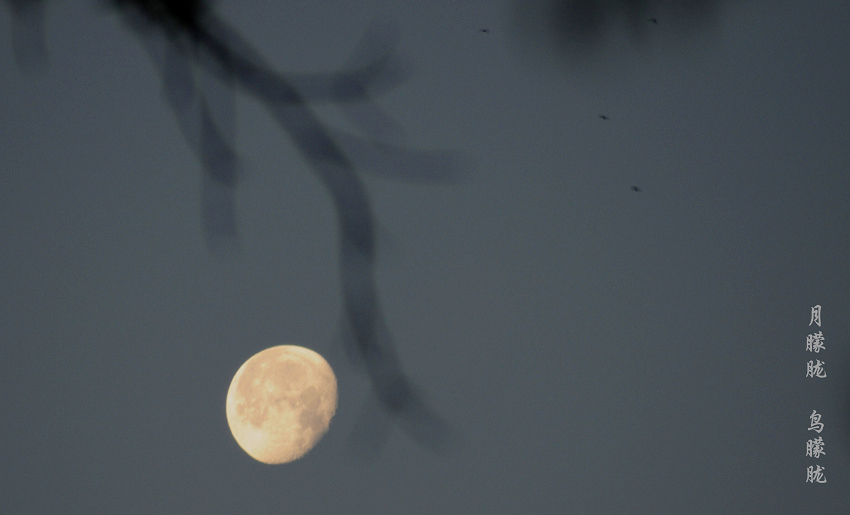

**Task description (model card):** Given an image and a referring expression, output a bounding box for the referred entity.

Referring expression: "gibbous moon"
[226,345,337,464]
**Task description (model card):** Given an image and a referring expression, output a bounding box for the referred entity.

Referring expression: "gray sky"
[2,0,850,512]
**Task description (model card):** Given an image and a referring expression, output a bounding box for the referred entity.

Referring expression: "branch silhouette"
[6,0,465,454]
[511,0,728,59]
[4,0,47,71]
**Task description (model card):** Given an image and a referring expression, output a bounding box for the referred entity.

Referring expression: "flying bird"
[599,114,609,120]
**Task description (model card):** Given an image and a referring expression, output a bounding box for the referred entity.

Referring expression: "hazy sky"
[2,1,850,512]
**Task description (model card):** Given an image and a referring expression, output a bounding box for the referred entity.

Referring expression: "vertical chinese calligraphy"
[806,465,827,484]
[810,305,822,327]
[805,305,827,484]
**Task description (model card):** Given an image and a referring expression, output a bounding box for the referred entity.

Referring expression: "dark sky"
[2,0,850,512]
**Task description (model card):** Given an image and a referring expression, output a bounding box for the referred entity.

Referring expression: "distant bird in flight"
[648,17,659,25]
[599,114,609,120]
[631,186,641,192]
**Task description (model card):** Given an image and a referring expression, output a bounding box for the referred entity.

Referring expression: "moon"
[225,345,338,464]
